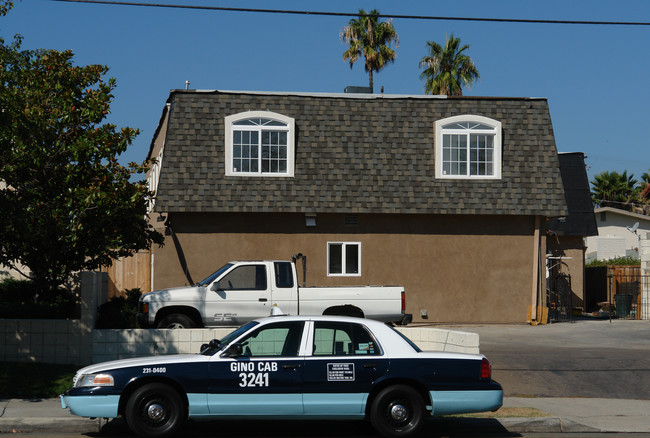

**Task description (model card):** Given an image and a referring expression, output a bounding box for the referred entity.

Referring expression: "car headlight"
[74,373,115,388]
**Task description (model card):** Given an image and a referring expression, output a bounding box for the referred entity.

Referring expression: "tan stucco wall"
[151,213,539,323]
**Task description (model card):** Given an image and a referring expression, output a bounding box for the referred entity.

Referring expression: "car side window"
[216,265,267,290]
[238,321,304,357]
[313,322,380,356]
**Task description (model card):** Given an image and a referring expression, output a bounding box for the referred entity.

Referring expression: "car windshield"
[197,263,233,286]
[200,321,259,356]
[389,326,422,353]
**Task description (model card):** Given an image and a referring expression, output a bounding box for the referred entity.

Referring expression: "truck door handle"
[363,363,378,369]
[259,298,268,302]
[283,364,301,369]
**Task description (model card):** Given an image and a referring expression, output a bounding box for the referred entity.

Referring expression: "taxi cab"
[61,314,502,438]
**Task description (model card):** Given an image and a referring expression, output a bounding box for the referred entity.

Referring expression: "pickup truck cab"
[137,260,411,328]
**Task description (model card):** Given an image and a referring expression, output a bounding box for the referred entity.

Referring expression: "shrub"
[586,256,641,268]
[0,277,79,319]
[95,288,142,329]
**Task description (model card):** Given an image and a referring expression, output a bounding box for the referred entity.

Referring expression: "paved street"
[445,319,650,399]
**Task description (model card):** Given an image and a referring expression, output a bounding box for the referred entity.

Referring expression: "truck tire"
[125,383,185,438]
[369,385,425,438]
[157,313,196,329]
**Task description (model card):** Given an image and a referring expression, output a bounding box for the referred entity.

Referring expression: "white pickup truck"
[137,259,411,328]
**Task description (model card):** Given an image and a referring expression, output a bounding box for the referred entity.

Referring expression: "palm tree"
[640,169,650,187]
[591,170,641,210]
[419,34,480,96]
[639,169,650,207]
[340,9,398,93]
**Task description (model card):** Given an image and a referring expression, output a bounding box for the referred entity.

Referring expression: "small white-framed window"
[224,111,295,177]
[435,115,502,179]
[327,242,361,276]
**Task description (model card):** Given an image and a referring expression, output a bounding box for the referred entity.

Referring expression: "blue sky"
[3,0,650,183]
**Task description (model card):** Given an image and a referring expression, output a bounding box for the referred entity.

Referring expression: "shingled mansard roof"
[149,90,567,217]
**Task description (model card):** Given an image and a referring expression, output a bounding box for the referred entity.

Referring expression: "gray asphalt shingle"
[152,90,567,217]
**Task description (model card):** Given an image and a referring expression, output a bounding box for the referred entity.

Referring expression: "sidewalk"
[1,397,649,435]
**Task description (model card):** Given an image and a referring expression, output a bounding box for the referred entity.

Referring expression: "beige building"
[145,90,567,324]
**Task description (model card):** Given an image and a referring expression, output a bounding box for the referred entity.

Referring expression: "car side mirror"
[209,339,222,349]
[227,343,243,358]
[210,283,220,292]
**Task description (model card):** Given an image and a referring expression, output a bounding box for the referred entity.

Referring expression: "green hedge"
[586,256,641,268]
[95,288,141,329]
[0,278,79,319]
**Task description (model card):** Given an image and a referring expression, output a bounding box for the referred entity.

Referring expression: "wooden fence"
[607,265,643,319]
[101,250,151,297]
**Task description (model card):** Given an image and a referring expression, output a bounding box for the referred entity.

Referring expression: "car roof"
[255,313,389,327]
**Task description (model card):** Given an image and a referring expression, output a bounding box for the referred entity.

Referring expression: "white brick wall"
[641,232,650,320]
[0,322,480,366]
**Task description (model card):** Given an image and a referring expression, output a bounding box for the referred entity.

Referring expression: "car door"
[204,263,271,325]
[302,321,389,416]
[207,320,306,415]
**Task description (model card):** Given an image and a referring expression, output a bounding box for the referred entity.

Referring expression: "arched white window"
[224,111,295,177]
[435,115,502,179]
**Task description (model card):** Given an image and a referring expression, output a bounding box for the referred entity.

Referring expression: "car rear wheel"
[369,385,425,438]
[157,313,195,329]
[125,383,185,438]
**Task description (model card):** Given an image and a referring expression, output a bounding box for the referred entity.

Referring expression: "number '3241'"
[239,372,269,387]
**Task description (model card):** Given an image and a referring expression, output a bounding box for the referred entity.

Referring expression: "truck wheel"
[157,313,195,329]
[125,383,185,438]
[369,385,425,438]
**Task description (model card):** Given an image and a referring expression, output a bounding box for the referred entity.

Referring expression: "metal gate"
[547,272,573,323]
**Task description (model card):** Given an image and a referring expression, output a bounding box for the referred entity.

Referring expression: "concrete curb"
[0,415,605,435]
[0,417,103,434]
[496,417,601,434]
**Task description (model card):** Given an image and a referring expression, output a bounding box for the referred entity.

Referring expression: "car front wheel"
[369,385,425,438]
[125,383,185,438]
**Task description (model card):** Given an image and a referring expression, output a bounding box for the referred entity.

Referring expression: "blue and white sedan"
[61,315,502,438]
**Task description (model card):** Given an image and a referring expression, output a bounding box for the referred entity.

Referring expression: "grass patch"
[0,361,78,398]
[451,407,551,418]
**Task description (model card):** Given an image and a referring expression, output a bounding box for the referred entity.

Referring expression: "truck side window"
[217,265,267,290]
[312,322,381,356]
[274,262,294,288]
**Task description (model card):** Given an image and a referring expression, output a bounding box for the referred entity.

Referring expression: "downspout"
[531,216,541,324]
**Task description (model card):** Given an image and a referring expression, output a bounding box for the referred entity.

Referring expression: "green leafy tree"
[419,34,480,96]
[340,9,398,93]
[0,4,163,293]
[590,170,641,210]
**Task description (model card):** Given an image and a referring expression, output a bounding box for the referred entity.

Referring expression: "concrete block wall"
[0,323,480,366]
[91,328,234,364]
[0,319,92,365]
[396,327,480,354]
[641,232,650,320]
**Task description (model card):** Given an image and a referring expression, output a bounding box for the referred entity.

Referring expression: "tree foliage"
[0,4,163,292]
[340,9,398,93]
[419,34,480,96]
